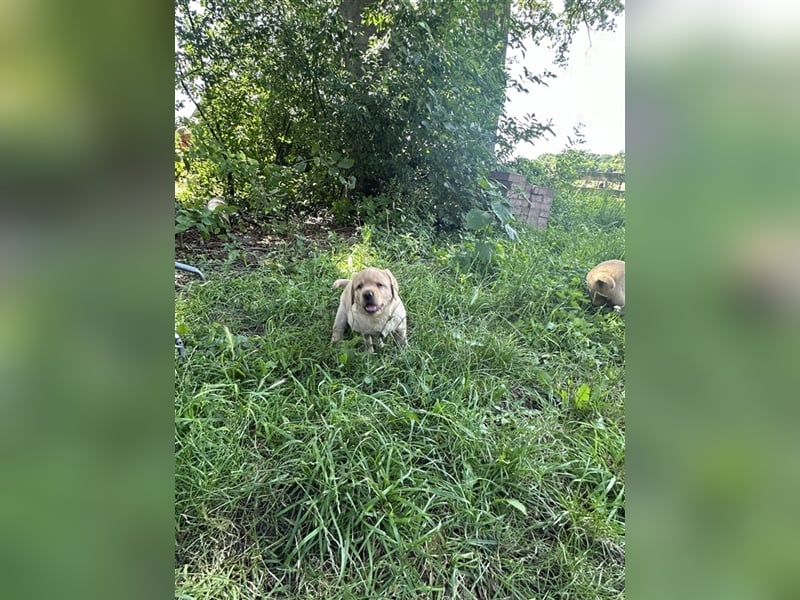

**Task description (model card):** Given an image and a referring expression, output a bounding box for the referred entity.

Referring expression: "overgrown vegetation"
[174,188,625,598]
[175,2,625,596]
[175,0,624,231]
[509,128,626,232]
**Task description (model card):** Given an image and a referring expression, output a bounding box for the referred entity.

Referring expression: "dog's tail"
[332,279,350,290]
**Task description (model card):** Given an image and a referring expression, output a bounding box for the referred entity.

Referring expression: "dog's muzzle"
[363,291,380,313]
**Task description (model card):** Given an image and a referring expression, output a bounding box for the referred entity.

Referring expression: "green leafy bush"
[175,203,233,240]
[175,0,624,230]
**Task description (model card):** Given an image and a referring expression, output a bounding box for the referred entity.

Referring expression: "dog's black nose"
[363,290,374,301]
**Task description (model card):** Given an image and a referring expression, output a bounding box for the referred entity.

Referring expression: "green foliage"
[175,202,234,240]
[506,135,625,232]
[510,127,624,191]
[175,0,624,230]
[175,218,624,599]
[457,176,520,274]
[546,185,625,232]
[513,0,625,68]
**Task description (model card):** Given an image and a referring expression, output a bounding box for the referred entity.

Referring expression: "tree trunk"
[480,0,512,154]
[339,0,378,79]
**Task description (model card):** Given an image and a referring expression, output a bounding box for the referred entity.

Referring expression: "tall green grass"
[175,220,625,599]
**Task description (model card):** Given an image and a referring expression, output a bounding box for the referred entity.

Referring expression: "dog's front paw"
[363,335,379,353]
[388,332,408,348]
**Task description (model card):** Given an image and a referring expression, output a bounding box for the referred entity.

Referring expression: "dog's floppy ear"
[383,269,399,299]
[595,273,616,291]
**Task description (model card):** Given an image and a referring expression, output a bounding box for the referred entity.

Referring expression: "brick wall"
[491,171,554,230]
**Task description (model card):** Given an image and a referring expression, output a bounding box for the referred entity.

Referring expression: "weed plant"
[175,207,625,598]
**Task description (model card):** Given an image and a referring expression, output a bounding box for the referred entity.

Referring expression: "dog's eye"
[355,284,362,289]
[376,282,384,287]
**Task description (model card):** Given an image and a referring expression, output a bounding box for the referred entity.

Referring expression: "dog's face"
[350,267,398,315]
[331,267,407,351]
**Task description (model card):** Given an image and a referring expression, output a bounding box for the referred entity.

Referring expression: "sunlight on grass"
[332,226,389,276]
[175,199,625,599]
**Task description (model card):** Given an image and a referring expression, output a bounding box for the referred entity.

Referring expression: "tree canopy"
[175,0,624,229]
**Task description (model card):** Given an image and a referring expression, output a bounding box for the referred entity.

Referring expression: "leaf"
[337,157,354,169]
[475,241,494,263]
[223,325,235,357]
[575,383,591,409]
[504,498,528,516]
[464,209,493,231]
[536,370,552,387]
[503,223,520,242]
[489,200,514,223]
[476,176,492,190]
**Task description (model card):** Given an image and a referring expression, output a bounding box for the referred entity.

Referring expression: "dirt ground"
[174,214,358,289]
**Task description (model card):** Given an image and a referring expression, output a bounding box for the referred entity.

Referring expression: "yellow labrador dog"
[331,267,408,352]
[586,259,625,314]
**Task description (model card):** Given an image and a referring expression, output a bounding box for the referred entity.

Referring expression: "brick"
[491,171,554,230]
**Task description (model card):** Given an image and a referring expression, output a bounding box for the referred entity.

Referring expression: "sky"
[505,16,625,159]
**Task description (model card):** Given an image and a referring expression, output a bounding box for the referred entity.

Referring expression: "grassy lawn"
[175,214,625,599]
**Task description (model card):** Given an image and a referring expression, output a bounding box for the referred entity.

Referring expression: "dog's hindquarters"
[590,273,616,304]
[331,280,352,342]
[586,260,625,313]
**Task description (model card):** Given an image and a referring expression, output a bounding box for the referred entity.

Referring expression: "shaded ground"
[175,214,358,289]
